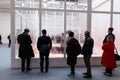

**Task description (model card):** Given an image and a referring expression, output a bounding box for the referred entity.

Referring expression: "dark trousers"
[70,65,75,74]
[8,40,11,47]
[21,58,31,71]
[40,52,49,72]
[83,55,91,75]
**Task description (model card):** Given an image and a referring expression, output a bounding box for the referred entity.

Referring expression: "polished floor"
[0,44,120,80]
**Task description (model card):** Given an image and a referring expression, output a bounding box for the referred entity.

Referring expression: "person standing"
[101,35,116,76]
[103,27,115,43]
[0,35,2,44]
[66,31,81,77]
[7,34,11,47]
[81,31,94,78]
[37,29,52,73]
[17,28,34,72]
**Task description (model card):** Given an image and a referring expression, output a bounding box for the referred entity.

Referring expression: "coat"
[103,33,115,43]
[101,42,116,69]
[37,35,52,53]
[82,36,94,55]
[17,33,34,58]
[66,38,81,65]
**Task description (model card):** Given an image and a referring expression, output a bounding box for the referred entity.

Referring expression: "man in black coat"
[37,29,52,72]
[66,31,81,77]
[103,27,115,43]
[82,31,94,78]
[17,28,34,72]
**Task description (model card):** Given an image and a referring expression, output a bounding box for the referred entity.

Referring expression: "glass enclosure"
[14,0,88,59]
[113,15,120,50]
[12,0,120,59]
[66,12,87,43]
[91,13,110,56]
[42,11,64,58]
[15,10,39,58]
[113,0,120,12]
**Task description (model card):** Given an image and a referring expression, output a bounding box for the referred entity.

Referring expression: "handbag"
[114,48,120,61]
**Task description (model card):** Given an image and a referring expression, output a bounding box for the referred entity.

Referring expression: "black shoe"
[21,68,25,72]
[83,72,88,75]
[83,75,92,78]
[45,69,48,73]
[67,73,75,77]
[104,72,112,77]
[21,69,25,72]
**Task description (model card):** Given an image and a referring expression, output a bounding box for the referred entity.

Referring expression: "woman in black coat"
[17,28,34,72]
[66,32,81,77]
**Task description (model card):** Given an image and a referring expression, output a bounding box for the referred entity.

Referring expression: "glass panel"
[66,0,87,10]
[66,12,87,47]
[42,0,64,9]
[15,0,39,8]
[91,13,110,57]
[42,11,64,58]
[92,0,111,11]
[15,10,39,58]
[113,0,120,12]
[113,14,120,51]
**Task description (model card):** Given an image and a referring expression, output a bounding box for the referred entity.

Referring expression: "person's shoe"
[67,73,75,78]
[83,75,92,78]
[104,72,112,77]
[21,68,25,72]
[83,72,88,75]
[21,69,25,72]
[45,69,48,73]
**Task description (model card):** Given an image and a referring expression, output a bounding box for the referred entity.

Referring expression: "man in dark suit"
[82,31,94,78]
[37,29,52,72]
[17,28,34,72]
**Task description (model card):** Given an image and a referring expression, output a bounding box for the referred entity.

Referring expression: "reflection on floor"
[0,44,120,80]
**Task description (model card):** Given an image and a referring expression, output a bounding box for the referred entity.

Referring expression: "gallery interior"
[0,0,120,68]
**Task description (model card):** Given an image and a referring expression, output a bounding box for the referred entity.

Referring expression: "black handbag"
[115,48,120,61]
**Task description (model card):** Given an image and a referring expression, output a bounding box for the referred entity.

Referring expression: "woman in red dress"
[101,35,117,76]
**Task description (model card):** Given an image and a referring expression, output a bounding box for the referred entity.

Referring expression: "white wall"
[0,12,10,44]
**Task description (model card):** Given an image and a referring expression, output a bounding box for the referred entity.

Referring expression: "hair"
[69,31,74,37]
[24,28,30,33]
[107,35,113,42]
[108,27,113,32]
[42,29,47,34]
[85,31,90,37]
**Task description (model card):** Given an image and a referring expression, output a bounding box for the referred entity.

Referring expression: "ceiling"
[0,0,96,9]
[0,0,10,8]
[0,0,107,12]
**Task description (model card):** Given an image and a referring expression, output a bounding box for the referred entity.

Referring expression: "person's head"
[84,31,90,38]
[42,29,47,35]
[108,27,113,33]
[107,35,113,42]
[69,31,74,37]
[24,28,30,34]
